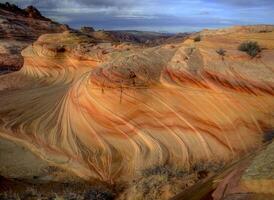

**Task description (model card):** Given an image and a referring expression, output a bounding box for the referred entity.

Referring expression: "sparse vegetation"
[84,187,114,200]
[0,185,115,200]
[0,193,19,200]
[194,35,201,42]
[119,166,200,200]
[216,48,226,57]
[192,161,225,173]
[142,165,187,178]
[238,41,261,58]
[216,48,226,60]
[259,30,272,33]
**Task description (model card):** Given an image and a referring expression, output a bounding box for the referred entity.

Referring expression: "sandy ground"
[0,137,51,179]
[0,137,115,200]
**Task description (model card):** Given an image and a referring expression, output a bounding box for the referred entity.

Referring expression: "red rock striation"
[0,26,273,184]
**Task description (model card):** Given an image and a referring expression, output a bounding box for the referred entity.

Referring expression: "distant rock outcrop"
[0,2,70,71]
[240,141,274,194]
[80,28,188,45]
[80,26,95,33]
[199,25,274,37]
[24,5,49,20]
[0,2,52,21]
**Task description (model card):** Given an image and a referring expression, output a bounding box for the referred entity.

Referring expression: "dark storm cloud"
[1,0,274,32]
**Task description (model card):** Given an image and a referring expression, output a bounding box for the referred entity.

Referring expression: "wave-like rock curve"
[0,28,273,183]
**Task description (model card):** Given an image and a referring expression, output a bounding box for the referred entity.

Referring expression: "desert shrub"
[142,165,186,178]
[238,41,261,57]
[62,192,83,200]
[20,188,40,200]
[194,35,201,42]
[216,48,226,57]
[192,161,225,173]
[259,30,272,33]
[119,166,196,200]
[83,187,114,200]
[56,46,66,53]
[143,166,173,177]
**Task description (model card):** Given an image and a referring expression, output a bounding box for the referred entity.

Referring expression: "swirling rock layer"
[0,26,273,183]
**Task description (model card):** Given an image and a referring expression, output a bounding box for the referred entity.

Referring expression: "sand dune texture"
[0,26,273,183]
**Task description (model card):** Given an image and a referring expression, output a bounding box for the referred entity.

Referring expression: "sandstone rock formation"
[240,140,274,194]
[0,2,69,71]
[0,25,273,189]
[172,143,274,200]
[199,25,274,36]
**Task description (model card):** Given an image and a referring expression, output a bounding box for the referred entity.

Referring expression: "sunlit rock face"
[0,26,273,183]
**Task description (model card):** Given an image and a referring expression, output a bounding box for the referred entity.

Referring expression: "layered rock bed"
[0,24,273,199]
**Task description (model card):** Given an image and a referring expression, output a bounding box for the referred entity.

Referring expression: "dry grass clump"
[0,185,115,200]
[118,166,197,200]
[83,187,114,200]
[142,165,187,178]
[117,162,227,200]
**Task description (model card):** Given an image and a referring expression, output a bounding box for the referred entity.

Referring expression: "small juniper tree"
[216,48,226,60]
[238,41,261,58]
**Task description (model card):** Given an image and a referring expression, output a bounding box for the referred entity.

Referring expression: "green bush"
[238,41,261,58]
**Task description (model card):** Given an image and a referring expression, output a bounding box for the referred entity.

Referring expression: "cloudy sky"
[2,0,274,32]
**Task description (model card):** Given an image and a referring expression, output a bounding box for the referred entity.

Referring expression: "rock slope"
[240,140,274,194]
[0,25,273,185]
[0,2,69,71]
